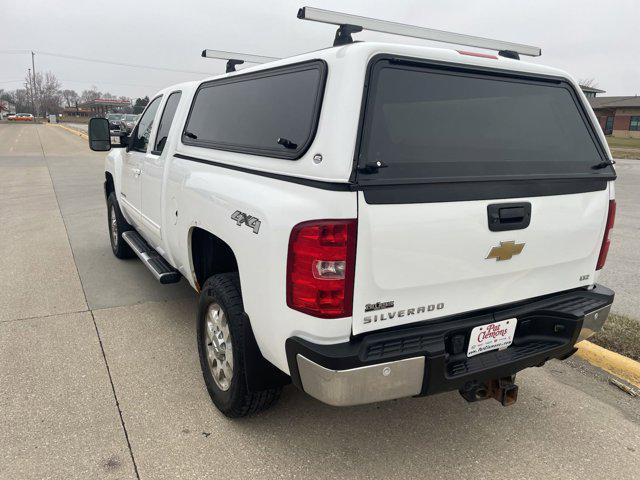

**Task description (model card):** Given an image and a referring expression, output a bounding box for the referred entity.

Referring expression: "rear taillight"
[596,200,616,270]
[287,219,357,318]
[457,50,498,59]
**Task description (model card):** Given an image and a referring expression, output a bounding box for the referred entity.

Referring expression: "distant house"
[0,99,16,119]
[580,85,606,99]
[588,96,640,137]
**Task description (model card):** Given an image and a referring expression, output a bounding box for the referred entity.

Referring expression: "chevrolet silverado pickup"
[87,8,616,417]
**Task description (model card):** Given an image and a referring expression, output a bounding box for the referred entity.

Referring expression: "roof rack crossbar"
[297,6,541,57]
[201,49,281,72]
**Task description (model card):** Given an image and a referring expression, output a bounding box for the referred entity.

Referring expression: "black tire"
[197,273,282,417]
[106,192,135,259]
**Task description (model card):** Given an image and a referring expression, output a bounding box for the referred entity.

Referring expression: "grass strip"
[591,314,640,362]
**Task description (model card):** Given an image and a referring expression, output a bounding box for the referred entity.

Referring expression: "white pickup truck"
[88,8,616,417]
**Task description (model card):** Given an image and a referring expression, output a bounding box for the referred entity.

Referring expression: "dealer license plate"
[467,318,517,357]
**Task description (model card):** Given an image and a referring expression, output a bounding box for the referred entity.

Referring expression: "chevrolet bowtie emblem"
[486,241,525,261]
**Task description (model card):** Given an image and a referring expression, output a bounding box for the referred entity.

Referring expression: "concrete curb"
[576,340,640,388]
[49,123,88,140]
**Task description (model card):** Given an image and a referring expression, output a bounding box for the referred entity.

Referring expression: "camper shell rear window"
[356,57,613,185]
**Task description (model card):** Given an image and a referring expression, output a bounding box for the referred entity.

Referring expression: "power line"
[2,78,163,94]
[1,49,211,96]
[1,49,216,75]
[1,76,163,90]
[59,78,165,89]
[34,50,214,75]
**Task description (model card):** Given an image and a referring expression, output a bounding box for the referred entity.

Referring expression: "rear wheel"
[197,273,282,417]
[106,192,135,259]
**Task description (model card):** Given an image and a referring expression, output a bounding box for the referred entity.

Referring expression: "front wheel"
[197,273,282,417]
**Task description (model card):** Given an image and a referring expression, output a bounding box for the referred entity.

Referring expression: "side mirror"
[88,117,111,151]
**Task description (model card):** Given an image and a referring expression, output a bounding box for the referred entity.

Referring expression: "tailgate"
[352,189,609,334]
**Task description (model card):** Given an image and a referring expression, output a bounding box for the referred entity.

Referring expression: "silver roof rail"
[297,6,541,59]
[201,49,281,72]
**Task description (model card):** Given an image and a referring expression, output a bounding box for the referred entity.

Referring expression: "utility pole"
[27,69,36,116]
[31,51,39,117]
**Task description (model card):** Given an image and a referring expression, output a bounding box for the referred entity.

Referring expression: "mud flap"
[242,313,291,392]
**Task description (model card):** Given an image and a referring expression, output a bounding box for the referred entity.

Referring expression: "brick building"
[588,96,640,138]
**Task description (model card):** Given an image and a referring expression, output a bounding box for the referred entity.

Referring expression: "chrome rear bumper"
[296,355,424,407]
[287,285,614,407]
[577,303,612,342]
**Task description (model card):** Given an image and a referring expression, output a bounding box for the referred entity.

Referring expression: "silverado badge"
[486,241,525,261]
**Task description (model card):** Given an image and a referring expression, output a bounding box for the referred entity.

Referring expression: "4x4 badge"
[486,241,525,261]
[230,210,261,234]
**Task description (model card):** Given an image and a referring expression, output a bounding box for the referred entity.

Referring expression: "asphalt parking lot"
[1,123,639,480]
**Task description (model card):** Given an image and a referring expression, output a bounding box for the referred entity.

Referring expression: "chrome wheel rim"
[204,303,234,391]
[110,205,118,247]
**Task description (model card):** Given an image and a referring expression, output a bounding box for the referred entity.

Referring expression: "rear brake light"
[457,50,498,59]
[287,219,357,318]
[596,200,616,270]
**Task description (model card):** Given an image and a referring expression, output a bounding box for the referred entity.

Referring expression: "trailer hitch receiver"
[459,375,518,406]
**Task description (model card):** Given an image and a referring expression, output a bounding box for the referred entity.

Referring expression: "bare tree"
[0,89,8,116]
[0,89,16,106]
[578,78,599,89]
[81,87,102,103]
[36,71,62,114]
[61,89,79,108]
[6,89,31,113]
[3,75,128,116]
[23,71,63,115]
[24,73,37,113]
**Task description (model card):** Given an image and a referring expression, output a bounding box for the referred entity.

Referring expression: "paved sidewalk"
[0,124,136,479]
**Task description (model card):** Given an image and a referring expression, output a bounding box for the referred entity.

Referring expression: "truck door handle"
[131,168,141,176]
[487,202,531,232]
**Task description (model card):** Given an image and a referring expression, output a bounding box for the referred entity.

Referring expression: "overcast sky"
[1,0,638,99]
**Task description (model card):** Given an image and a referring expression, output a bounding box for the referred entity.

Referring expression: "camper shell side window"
[182,60,327,160]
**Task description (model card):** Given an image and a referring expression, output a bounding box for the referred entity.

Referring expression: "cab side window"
[153,91,182,154]
[131,96,162,152]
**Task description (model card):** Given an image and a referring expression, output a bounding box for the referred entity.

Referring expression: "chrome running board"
[122,230,181,284]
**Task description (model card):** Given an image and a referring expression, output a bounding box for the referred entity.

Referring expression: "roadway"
[0,123,638,480]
